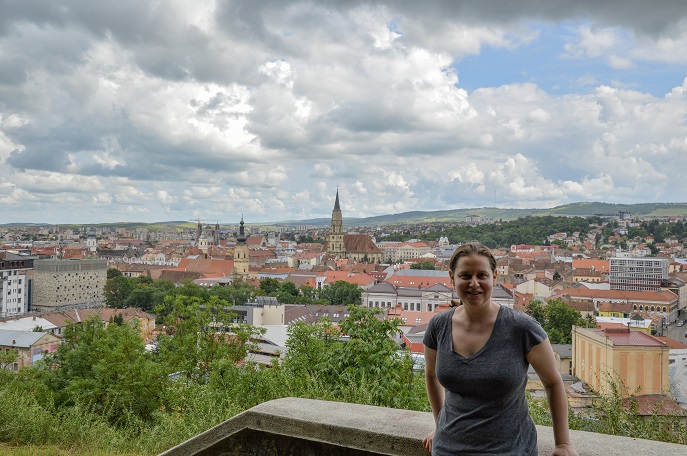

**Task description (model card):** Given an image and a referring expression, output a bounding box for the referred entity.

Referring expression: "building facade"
[0,255,32,317]
[326,190,346,258]
[233,217,250,281]
[610,257,669,291]
[572,325,670,396]
[31,258,107,311]
[376,241,432,263]
[325,190,383,263]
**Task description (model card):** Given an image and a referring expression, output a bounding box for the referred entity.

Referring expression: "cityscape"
[2,193,687,452]
[3,1,687,455]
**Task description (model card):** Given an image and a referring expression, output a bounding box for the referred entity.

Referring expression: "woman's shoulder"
[500,305,542,329]
[427,306,454,330]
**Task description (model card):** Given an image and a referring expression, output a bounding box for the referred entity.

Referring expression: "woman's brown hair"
[448,242,497,307]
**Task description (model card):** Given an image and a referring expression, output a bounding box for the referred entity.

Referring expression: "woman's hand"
[422,430,434,454]
[551,443,578,456]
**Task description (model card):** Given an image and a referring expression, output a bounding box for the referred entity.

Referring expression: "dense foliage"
[1,285,684,454]
[525,299,595,344]
[386,216,603,248]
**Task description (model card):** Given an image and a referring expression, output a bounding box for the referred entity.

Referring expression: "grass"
[0,443,150,456]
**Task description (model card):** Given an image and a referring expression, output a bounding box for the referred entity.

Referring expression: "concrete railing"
[160,397,686,455]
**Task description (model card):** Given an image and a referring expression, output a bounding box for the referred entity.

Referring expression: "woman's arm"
[527,339,579,456]
[423,345,443,453]
[424,346,443,422]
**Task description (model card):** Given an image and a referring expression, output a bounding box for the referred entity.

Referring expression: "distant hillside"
[5,202,687,229]
[332,202,687,226]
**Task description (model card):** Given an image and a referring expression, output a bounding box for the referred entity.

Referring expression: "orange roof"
[572,259,609,272]
[169,258,235,277]
[590,327,666,347]
[654,336,687,349]
[555,287,677,303]
[386,275,452,289]
[623,395,687,416]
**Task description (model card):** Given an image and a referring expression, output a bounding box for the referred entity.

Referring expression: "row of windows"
[367,300,439,313]
[632,304,668,312]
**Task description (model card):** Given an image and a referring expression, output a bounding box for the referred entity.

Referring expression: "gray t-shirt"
[423,305,547,456]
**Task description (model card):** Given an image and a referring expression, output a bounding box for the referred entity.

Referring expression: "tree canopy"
[525,299,592,344]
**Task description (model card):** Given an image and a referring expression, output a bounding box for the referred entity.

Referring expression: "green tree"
[526,299,590,344]
[259,278,281,295]
[282,318,340,388]
[156,295,263,381]
[410,260,436,270]
[103,275,135,308]
[543,299,589,344]
[525,300,546,327]
[43,317,165,426]
[0,348,18,370]
[279,280,299,297]
[330,306,409,406]
[320,280,362,306]
[106,267,122,279]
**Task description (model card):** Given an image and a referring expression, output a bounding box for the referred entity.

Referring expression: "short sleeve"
[423,314,439,350]
[518,313,548,355]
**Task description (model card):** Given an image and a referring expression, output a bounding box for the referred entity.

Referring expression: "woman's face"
[450,253,497,308]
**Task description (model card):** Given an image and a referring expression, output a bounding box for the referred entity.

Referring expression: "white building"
[609,256,669,291]
[0,255,32,317]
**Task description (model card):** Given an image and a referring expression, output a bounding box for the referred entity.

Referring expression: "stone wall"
[160,397,687,456]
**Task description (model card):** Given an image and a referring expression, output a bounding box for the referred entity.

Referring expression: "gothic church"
[325,190,383,263]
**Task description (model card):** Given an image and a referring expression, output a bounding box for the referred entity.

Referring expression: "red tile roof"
[590,327,666,347]
[654,336,687,349]
[555,287,677,303]
[572,259,610,272]
[623,394,687,416]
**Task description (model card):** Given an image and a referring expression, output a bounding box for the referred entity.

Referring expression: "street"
[665,318,687,342]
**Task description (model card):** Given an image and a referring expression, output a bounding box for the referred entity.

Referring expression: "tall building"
[610,257,669,291]
[325,190,383,264]
[0,254,32,317]
[233,217,250,281]
[326,189,345,258]
[31,259,107,311]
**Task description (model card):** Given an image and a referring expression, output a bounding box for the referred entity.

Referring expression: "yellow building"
[572,326,670,396]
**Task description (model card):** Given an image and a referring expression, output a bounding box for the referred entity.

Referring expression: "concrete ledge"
[159,397,687,455]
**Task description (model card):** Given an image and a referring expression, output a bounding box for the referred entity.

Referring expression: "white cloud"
[2,2,687,223]
[563,25,622,59]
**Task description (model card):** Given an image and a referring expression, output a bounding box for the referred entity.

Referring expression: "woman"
[422,242,577,456]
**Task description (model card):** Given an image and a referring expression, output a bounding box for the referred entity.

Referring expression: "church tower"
[233,216,250,281]
[327,189,346,258]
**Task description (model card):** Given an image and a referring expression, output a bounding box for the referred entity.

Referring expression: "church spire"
[237,215,247,244]
[334,187,340,211]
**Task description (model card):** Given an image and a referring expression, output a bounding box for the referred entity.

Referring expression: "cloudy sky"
[2,1,687,225]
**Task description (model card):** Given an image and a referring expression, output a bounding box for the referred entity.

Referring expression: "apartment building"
[0,254,32,317]
[610,256,669,291]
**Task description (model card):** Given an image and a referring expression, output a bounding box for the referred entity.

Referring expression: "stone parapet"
[159,397,686,455]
